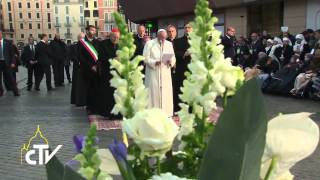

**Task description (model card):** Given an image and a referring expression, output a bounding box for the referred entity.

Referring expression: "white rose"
[122,108,179,157]
[150,172,190,180]
[260,113,319,180]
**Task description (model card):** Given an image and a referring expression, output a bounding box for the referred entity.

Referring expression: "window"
[8,13,12,21]
[20,23,23,29]
[86,21,89,27]
[38,34,41,39]
[48,13,51,22]
[80,16,84,24]
[66,6,69,14]
[21,34,24,39]
[29,23,32,29]
[18,2,22,8]
[37,13,40,19]
[56,17,59,24]
[36,3,39,8]
[67,28,70,34]
[27,2,31,8]
[49,34,52,39]
[66,16,70,24]
[104,0,114,7]
[93,10,99,17]
[56,28,59,33]
[48,23,51,29]
[84,10,90,17]
[7,2,11,11]
[38,23,41,29]
[19,13,23,19]
[94,1,97,8]
[94,21,98,27]
[30,34,33,37]
[10,34,13,38]
[104,24,111,32]
[85,1,88,8]
[80,6,83,13]
[9,23,13,30]
[55,6,58,14]
[28,13,31,19]
[47,3,50,9]
[81,28,85,32]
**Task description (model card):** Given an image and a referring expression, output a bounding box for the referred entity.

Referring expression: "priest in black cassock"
[70,32,86,106]
[173,23,192,113]
[78,25,101,115]
[98,28,121,119]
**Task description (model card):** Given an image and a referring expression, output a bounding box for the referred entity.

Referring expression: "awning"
[119,0,282,23]
[118,0,215,23]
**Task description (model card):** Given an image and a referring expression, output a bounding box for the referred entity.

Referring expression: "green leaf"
[63,164,87,180]
[198,79,267,180]
[45,154,64,180]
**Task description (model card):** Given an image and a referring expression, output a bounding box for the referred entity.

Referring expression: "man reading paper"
[143,29,176,117]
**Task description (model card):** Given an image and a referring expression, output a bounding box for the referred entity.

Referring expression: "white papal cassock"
[143,39,176,117]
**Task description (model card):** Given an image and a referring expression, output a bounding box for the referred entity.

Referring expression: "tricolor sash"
[80,39,99,62]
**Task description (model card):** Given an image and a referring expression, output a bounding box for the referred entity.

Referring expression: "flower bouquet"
[46,0,319,179]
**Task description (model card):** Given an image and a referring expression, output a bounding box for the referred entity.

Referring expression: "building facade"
[53,0,84,44]
[97,0,117,37]
[1,0,56,44]
[120,0,320,38]
[83,0,99,29]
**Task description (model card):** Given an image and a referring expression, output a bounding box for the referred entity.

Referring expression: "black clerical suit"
[98,39,120,118]
[78,36,101,114]
[221,35,236,63]
[50,39,67,86]
[21,44,40,90]
[34,40,53,90]
[0,39,19,96]
[173,35,190,112]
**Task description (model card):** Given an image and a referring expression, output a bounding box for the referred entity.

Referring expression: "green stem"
[264,156,279,180]
[223,90,228,108]
[156,156,161,175]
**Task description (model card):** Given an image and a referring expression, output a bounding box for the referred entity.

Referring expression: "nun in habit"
[143,29,176,117]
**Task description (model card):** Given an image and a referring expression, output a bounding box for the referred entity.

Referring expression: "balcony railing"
[65,33,72,39]
[55,23,61,27]
[65,23,72,27]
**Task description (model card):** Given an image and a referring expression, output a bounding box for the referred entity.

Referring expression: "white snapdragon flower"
[150,172,190,180]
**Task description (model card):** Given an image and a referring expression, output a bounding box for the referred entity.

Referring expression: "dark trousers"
[0,61,18,94]
[27,64,41,89]
[53,60,64,85]
[35,64,52,89]
[65,65,71,81]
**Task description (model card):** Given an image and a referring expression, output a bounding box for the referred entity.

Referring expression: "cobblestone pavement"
[0,76,319,180]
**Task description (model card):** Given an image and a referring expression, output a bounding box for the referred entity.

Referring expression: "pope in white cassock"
[143,29,176,117]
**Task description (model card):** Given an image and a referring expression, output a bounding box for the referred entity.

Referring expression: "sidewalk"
[16,66,28,90]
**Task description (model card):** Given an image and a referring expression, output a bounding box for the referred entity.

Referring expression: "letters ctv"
[20,125,63,165]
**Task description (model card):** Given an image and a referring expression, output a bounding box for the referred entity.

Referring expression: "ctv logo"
[20,125,63,165]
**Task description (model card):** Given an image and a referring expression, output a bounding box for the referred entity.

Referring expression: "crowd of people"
[222,27,320,100]
[1,23,319,119]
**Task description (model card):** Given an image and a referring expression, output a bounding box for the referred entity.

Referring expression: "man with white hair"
[143,29,176,117]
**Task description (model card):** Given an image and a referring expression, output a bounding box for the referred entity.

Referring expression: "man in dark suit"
[0,31,19,96]
[134,25,147,56]
[173,23,192,113]
[249,32,265,68]
[50,34,67,87]
[221,27,236,64]
[98,28,120,118]
[21,36,39,91]
[34,34,53,91]
[78,25,101,115]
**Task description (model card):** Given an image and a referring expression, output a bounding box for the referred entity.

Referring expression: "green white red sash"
[80,39,99,62]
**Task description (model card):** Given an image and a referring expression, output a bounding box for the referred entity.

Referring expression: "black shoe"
[14,92,20,96]
[68,79,72,83]
[27,87,32,91]
[35,87,40,91]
